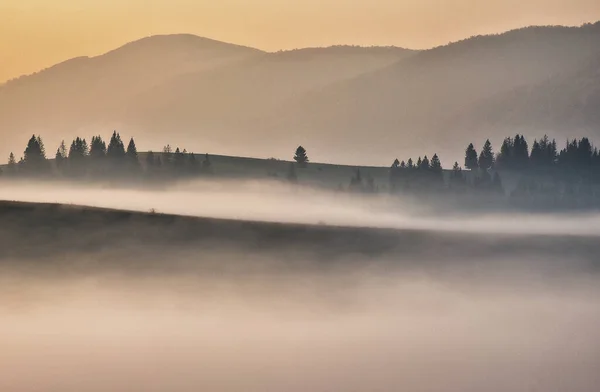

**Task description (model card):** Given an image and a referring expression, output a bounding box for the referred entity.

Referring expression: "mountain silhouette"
[1,23,599,164]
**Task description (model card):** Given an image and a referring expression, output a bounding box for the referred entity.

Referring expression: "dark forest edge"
[3,132,600,211]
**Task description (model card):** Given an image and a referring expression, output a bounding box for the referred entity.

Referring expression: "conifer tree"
[294,146,309,168]
[450,162,465,187]
[407,158,414,169]
[23,134,48,172]
[530,139,542,169]
[173,147,185,170]
[107,131,125,158]
[430,154,442,173]
[464,143,478,170]
[7,152,16,175]
[478,139,494,170]
[55,141,68,170]
[90,136,107,159]
[513,134,529,170]
[496,137,513,169]
[392,158,400,168]
[126,138,138,159]
[36,136,46,158]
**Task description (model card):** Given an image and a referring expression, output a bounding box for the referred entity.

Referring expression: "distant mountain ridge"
[1,23,599,165]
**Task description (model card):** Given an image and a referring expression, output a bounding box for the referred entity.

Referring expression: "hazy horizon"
[2,0,600,82]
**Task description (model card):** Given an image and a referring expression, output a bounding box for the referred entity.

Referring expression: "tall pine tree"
[464,143,478,170]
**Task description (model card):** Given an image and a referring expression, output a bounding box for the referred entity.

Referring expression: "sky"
[1,0,600,83]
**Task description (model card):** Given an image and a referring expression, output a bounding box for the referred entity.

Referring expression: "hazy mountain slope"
[0,35,262,158]
[261,23,600,162]
[2,24,600,165]
[0,40,414,161]
[452,52,600,140]
[122,46,416,143]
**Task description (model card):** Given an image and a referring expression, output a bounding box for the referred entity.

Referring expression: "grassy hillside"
[2,200,599,268]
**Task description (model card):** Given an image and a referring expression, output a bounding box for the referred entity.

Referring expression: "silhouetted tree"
[294,146,309,168]
[6,153,16,175]
[513,134,529,170]
[391,158,400,169]
[55,140,68,171]
[450,162,465,188]
[530,139,543,168]
[89,136,107,159]
[478,139,494,170]
[496,137,513,169]
[465,143,478,170]
[23,134,48,172]
[107,131,125,159]
[430,154,442,174]
[8,153,16,167]
[420,155,430,170]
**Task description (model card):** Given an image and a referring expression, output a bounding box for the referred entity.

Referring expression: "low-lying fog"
[1,180,599,392]
[1,179,600,235]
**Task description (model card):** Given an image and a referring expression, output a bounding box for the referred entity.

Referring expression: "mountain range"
[1,22,599,165]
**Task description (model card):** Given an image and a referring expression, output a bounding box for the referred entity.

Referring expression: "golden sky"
[1,0,600,82]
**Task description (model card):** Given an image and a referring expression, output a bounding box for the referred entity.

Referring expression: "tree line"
[3,132,212,179]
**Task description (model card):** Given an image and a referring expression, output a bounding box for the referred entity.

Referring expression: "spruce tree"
[55,141,68,170]
[90,136,107,159]
[392,158,400,169]
[478,139,494,170]
[107,131,125,158]
[530,140,542,169]
[23,134,47,172]
[126,138,138,159]
[294,146,309,168]
[7,152,16,175]
[465,143,479,170]
[513,134,529,170]
[430,154,442,173]
[496,137,513,169]
[450,162,464,187]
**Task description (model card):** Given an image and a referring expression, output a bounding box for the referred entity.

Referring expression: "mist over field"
[1,179,600,236]
[1,181,600,392]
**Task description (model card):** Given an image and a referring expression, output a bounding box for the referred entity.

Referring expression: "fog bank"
[1,180,600,236]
